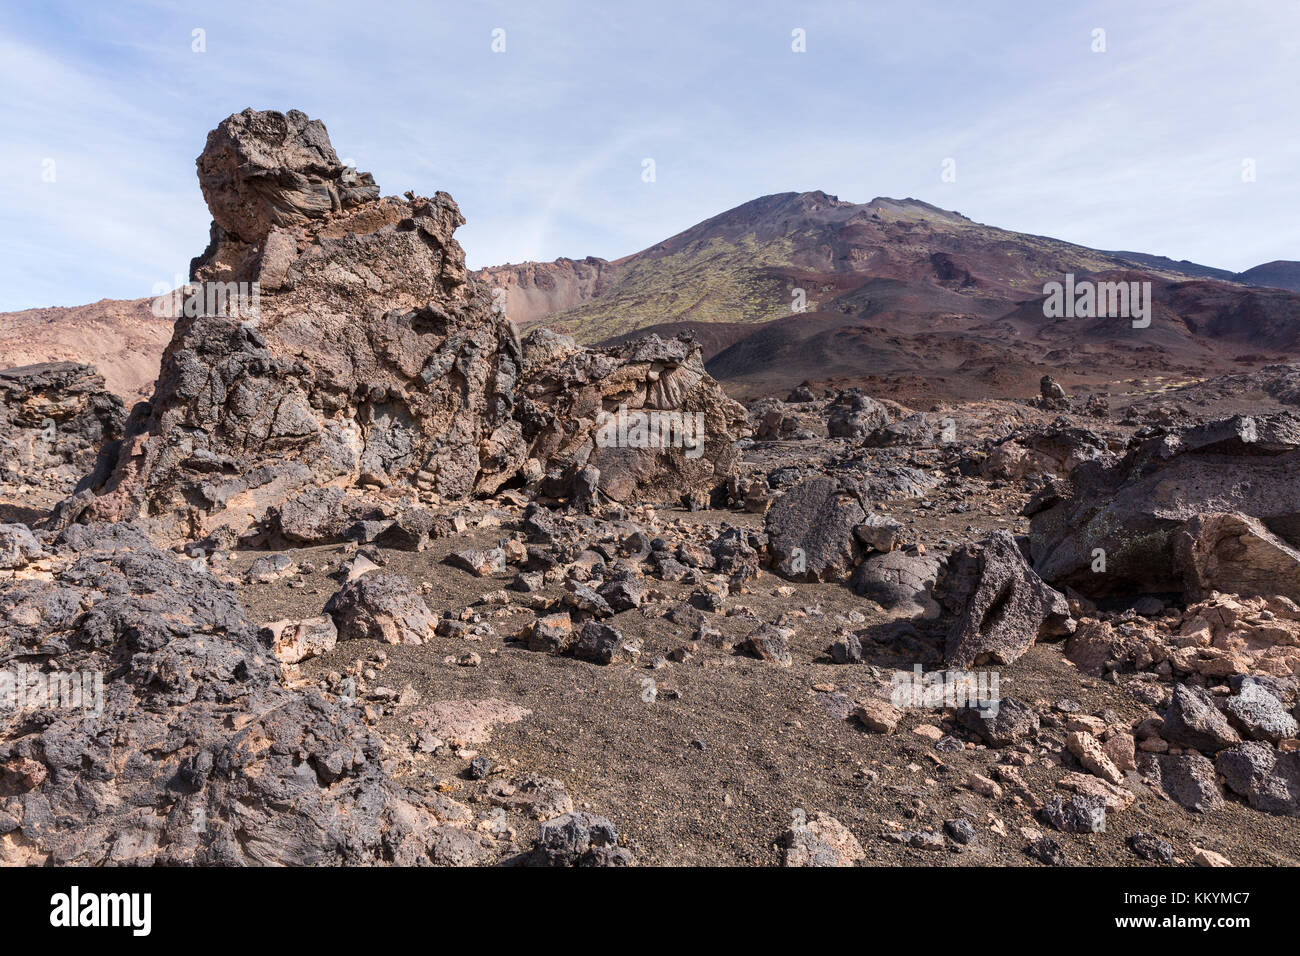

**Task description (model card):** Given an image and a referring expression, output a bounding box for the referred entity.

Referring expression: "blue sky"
[1,0,1297,311]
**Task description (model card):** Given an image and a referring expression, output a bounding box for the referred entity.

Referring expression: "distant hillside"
[6,190,1299,404]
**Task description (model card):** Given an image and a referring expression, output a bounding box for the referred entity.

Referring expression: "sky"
[1,0,1297,311]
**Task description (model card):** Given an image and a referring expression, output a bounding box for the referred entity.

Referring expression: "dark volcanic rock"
[827,391,893,439]
[1139,752,1224,812]
[1215,743,1300,816]
[1040,793,1106,834]
[936,531,1073,667]
[1160,684,1241,754]
[0,524,467,865]
[1128,832,1176,863]
[1224,680,1299,744]
[518,331,746,508]
[0,524,45,569]
[0,362,126,498]
[765,477,865,582]
[956,696,1040,748]
[850,551,942,616]
[527,811,634,867]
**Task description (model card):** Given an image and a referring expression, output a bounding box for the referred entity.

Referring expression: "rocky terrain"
[2,110,1299,868]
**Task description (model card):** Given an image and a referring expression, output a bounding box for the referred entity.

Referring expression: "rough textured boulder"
[827,391,894,440]
[516,331,745,507]
[0,362,125,500]
[1138,753,1224,812]
[526,811,634,867]
[1174,512,1300,602]
[0,524,473,865]
[936,531,1074,667]
[979,427,1109,480]
[194,107,379,251]
[1160,684,1241,754]
[1215,743,1300,816]
[850,551,942,617]
[766,477,866,582]
[1029,414,1300,597]
[956,696,1040,747]
[326,572,437,645]
[1224,679,1299,743]
[0,523,45,570]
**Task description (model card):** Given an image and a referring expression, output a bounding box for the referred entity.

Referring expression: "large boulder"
[765,477,866,582]
[850,551,942,617]
[0,524,472,865]
[516,331,746,507]
[1215,743,1300,816]
[827,391,894,440]
[936,531,1073,667]
[1028,414,1300,597]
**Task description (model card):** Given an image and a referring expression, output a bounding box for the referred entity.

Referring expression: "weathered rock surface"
[59,110,744,545]
[0,363,125,500]
[1215,742,1300,816]
[526,811,635,866]
[1029,413,1300,597]
[0,524,477,865]
[850,551,942,617]
[517,331,746,508]
[1139,752,1224,812]
[326,572,437,645]
[1160,684,1241,754]
[1174,512,1300,602]
[937,531,1073,667]
[766,477,865,582]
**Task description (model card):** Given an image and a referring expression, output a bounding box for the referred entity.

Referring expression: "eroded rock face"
[0,524,465,865]
[1174,512,1300,602]
[516,331,746,507]
[60,110,743,543]
[194,108,379,250]
[1029,413,1300,597]
[937,531,1074,667]
[0,363,125,501]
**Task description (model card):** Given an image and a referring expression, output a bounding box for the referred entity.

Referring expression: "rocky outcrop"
[936,531,1074,667]
[58,109,744,544]
[515,330,746,507]
[1028,413,1300,597]
[0,524,474,865]
[0,363,125,500]
[1173,512,1300,602]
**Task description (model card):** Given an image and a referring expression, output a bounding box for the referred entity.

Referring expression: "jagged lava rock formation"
[0,363,125,505]
[61,109,742,544]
